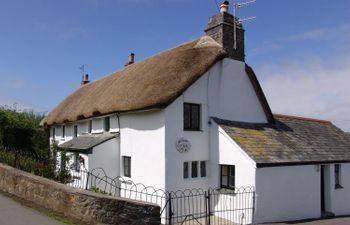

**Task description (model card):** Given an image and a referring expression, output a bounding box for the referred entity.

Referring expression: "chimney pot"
[125,53,135,67]
[220,1,229,13]
[81,74,90,85]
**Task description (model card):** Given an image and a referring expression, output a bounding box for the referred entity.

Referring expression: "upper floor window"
[104,117,110,132]
[220,165,235,189]
[62,126,65,138]
[184,103,201,131]
[74,125,78,138]
[335,164,343,189]
[52,127,56,139]
[88,120,92,133]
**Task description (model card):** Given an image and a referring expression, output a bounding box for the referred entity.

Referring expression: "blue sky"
[1,0,350,130]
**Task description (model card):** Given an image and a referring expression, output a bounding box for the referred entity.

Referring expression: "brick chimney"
[124,53,135,67]
[81,74,90,85]
[205,1,245,61]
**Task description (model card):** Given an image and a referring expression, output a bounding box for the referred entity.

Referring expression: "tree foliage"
[0,107,49,158]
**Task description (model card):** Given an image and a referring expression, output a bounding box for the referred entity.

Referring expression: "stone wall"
[0,163,160,225]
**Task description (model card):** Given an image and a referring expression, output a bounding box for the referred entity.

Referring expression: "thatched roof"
[41,36,227,125]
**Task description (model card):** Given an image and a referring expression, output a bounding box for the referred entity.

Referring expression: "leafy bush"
[0,107,49,158]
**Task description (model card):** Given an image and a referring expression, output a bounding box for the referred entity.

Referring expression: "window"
[52,127,56,139]
[184,103,201,131]
[200,161,206,178]
[104,117,110,132]
[183,161,206,179]
[74,125,78,138]
[123,156,131,178]
[183,162,189,179]
[335,164,343,189]
[191,161,198,178]
[88,120,92,133]
[62,126,65,138]
[220,165,235,189]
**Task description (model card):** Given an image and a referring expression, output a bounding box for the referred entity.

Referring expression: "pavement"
[0,193,66,225]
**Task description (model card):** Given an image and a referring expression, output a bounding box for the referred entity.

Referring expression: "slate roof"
[214,115,350,167]
[59,133,118,152]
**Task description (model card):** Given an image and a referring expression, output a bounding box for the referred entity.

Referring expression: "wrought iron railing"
[66,167,255,225]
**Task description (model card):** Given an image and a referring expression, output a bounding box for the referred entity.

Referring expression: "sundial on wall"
[176,138,191,153]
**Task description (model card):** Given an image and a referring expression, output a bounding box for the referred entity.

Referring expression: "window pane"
[184,104,191,129]
[229,175,235,187]
[74,126,78,137]
[88,120,92,133]
[183,162,189,179]
[104,117,110,132]
[200,161,206,177]
[335,164,341,187]
[222,165,228,176]
[220,165,235,189]
[52,128,55,138]
[123,156,131,177]
[221,176,228,187]
[62,126,65,138]
[191,105,200,130]
[191,161,198,178]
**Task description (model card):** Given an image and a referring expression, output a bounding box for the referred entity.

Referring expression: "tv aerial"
[232,0,256,49]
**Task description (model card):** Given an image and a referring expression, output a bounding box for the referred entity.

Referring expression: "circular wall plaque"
[176,138,191,153]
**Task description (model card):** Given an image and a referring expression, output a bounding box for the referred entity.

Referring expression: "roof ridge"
[273,113,331,124]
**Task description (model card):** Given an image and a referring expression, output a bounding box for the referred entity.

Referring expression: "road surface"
[0,193,65,225]
[260,217,350,225]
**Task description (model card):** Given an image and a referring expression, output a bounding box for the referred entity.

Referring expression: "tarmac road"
[0,193,65,225]
[260,217,350,225]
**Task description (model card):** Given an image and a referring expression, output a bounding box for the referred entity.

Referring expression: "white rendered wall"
[254,165,320,223]
[165,58,267,192]
[210,123,256,224]
[88,138,120,179]
[212,124,256,187]
[207,59,267,123]
[119,110,166,191]
[328,163,350,216]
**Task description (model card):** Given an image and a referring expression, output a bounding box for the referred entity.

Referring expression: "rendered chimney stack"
[220,1,229,13]
[81,74,90,85]
[124,53,135,67]
[205,1,245,61]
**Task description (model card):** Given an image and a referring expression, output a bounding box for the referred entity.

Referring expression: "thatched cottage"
[41,2,350,224]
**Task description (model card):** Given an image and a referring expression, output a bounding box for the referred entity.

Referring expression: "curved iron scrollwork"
[67,167,255,225]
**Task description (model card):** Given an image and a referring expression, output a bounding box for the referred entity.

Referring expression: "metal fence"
[67,168,255,225]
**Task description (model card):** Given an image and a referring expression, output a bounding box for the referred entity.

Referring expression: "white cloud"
[249,24,350,57]
[258,53,350,132]
[11,80,26,89]
[286,24,350,42]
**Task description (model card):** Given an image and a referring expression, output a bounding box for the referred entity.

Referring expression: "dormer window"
[184,103,201,131]
[104,117,110,132]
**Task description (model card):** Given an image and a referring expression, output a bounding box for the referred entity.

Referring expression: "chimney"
[81,74,90,85]
[205,1,245,61]
[124,53,135,67]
